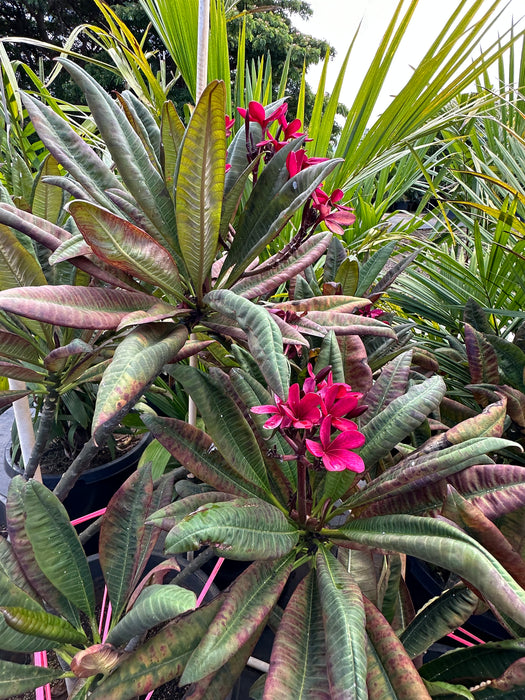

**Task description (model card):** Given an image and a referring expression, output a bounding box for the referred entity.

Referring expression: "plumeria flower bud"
[71,643,123,678]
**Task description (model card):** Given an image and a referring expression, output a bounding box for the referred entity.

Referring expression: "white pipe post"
[196,0,210,101]
[8,379,40,482]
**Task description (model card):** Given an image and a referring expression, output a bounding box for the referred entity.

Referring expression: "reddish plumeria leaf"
[68,201,183,298]
[316,548,368,700]
[176,81,226,300]
[92,323,188,434]
[0,205,140,291]
[440,396,477,426]
[180,554,295,684]
[0,390,31,410]
[304,310,395,337]
[142,415,270,500]
[362,350,413,425]
[88,596,225,700]
[0,286,156,329]
[358,463,525,520]
[446,396,507,444]
[337,335,373,395]
[469,384,525,428]
[364,596,432,700]
[442,486,525,588]
[264,570,330,699]
[0,330,41,364]
[0,362,44,382]
[116,303,185,331]
[230,232,332,300]
[352,436,519,510]
[99,464,156,619]
[491,657,525,691]
[464,323,500,384]
[184,621,265,700]
[273,295,370,313]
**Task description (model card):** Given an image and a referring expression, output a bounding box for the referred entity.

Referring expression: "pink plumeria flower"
[306,416,365,472]
[225,115,235,138]
[237,101,287,134]
[251,394,291,430]
[281,383,321,429]
[286,149,328,177]
[311,187,356,235]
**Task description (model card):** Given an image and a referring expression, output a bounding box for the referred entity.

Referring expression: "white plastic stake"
[8,379,41,482]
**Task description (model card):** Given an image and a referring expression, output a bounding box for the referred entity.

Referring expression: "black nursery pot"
[1,433,150,524]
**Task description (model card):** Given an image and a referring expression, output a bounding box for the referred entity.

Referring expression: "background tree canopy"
[1,0,333,118]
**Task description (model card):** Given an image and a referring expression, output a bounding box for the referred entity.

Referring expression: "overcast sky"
[294,0,524,117]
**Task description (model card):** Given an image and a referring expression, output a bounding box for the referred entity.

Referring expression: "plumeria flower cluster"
[252,364,366,473]
[230,100,356,237]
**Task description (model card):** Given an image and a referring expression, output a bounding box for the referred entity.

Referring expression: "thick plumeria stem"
[296,455,309,527]
[52,418,120,502]
[24,385,60,479]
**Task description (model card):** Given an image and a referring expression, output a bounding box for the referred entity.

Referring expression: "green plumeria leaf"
[176,81,226,299]
[0,658,63,700]
[316,548,368,700]
[359,375,447,468]
[161,100,185,186]
[21,93,121,208]
[185,621,265,700]
[0,571,57,653]
[333,515,525,628]
[181,554,295,685]
[92,323,187,434]
[364,596,432,700]
[148,492,236,532]
[400,586,480,659]
[58,59,179,256]
[142,415,271,500]
[106,585,196,647]
[164,498,299,560]
[1,606,88,645]
[263,570,330,699]
[204,289,289,398]
[363,350,413,424]
[22,480,95,618]
[419,640,525,686]
[67,201,183,298]
[172,365,271,493]
[31,154,63,224]
[6,477,81,627]
[315,330,345,383]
